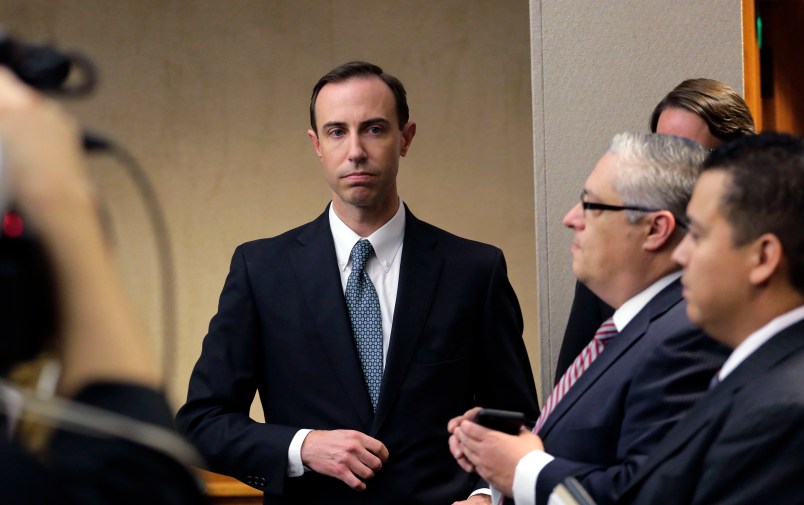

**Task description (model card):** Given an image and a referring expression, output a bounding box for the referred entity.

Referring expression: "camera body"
[0,27,83,377]
[1,144,57,376]
[0,207,58,376]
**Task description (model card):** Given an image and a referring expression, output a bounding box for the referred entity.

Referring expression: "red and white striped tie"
[533,317,618,434]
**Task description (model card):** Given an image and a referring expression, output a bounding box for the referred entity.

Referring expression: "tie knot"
[594,317,618,345]
[351,239,374,272]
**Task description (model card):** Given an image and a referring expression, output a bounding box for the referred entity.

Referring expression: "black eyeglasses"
[579,192,689,229]
[580,192,661,213]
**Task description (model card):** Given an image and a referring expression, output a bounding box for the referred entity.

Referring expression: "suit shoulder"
[646,298,722,352]
[415,219,503,256]
[234,219,320,257]
[738,348,804,407]
[636,301,729,384]
[631,295,697,350]
[717,361,804,448]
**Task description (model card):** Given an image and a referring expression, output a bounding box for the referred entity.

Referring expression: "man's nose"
[563,201,584,229]
[672,233,692,266]
[348,135,367,163]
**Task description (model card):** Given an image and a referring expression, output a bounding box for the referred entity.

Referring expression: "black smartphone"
[472,408,525,435]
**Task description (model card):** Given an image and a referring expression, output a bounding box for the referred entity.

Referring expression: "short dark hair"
[703,132,804,293]
[309,61,409,134]
[649,78,755,143]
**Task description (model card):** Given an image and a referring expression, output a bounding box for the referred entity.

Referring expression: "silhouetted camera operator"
[0,66,205,504]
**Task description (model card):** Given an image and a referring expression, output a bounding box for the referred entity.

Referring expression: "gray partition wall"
[531,0,745,397]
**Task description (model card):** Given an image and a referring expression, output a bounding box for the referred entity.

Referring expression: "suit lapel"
[540,281,684,437]
[623,319,804,493]
[371,207,443,435]
[290,208,374,427]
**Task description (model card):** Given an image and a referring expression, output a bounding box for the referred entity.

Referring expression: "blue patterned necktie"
[345,239,384,411]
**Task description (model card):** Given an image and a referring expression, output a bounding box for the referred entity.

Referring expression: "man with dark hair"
[309,61,409,133]
[449,133,727,505]
[618,132,804,505]
[176,61,538,505]
[557,78,755,384]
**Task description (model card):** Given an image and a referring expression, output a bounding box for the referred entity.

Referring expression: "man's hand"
[301,429,389,491]
[452,494,492,505]
[455,417,545,497]
[448,406,482,473]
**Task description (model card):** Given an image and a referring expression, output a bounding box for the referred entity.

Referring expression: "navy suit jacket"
[532,280,728,505]
[176,205,539,505]
[619,318,804,505]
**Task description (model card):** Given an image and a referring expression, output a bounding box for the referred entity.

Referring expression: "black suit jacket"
[532,281,728,505]
[176,205,539,505]
[619,318,804,505]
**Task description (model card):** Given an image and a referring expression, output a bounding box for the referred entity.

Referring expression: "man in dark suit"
[449,133,728,505]
[175,61,539,505]
[618,132,804,505]
[556,79,755,382]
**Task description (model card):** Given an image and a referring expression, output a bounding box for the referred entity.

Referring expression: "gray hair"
[608,132,708,226]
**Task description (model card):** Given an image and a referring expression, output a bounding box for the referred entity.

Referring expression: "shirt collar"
[329,200,406,272]
[612,271,682,332]
[718,304,804,380]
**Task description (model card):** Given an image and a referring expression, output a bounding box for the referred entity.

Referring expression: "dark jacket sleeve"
[471,249,539,495]
[175,244,298,495]
[473,249,540,419]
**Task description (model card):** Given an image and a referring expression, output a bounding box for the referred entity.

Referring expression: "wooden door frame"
[743,0,762,130]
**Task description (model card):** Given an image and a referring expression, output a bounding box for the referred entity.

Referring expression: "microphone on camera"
[0,24,100,102]
[0,28,108,153]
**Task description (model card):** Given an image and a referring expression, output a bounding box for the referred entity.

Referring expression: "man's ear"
[307,129,322,158]
[748,233,783,286]
[400,122,416,156]
[643,210,676,252]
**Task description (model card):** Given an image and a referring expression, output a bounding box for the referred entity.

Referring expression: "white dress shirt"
[286,200,405,477]
[716,304,804,382]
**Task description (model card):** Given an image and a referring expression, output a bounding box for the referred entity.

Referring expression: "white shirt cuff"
[286,428,313,477]
[471,488,492,497]
[513,450,555,505]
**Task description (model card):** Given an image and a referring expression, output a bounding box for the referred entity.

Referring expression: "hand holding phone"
[472,408,526,435]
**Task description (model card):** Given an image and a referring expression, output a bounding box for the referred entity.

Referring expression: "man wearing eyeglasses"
[557,79,755,392]
[448,133,728,505]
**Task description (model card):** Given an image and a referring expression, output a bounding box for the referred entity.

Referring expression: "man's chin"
[334,191,376,208]
[572,265,587,285]
[685,304,702,327]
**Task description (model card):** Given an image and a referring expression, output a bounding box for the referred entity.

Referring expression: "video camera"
[0,26,96,376]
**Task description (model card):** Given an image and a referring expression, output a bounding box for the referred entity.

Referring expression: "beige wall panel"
[0,0,537,410]
[3,0,746,411]
[531,0,744,394]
